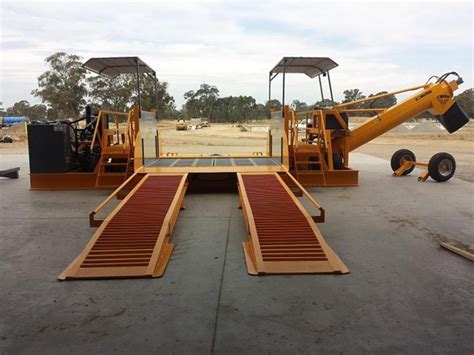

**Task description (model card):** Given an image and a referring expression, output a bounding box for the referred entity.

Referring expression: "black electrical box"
[27,123,76,173]
[437,102,469,133]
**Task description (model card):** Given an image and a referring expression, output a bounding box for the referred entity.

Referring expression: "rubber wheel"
[1,136,13,143]
[332,153,344,170]
[391,149,416,175]
[428,152,456,182]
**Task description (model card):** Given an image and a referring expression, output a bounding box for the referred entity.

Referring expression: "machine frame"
[24,55,469,279]
[28,56,469,190]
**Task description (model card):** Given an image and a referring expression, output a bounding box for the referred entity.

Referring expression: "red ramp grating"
[59,174,187,280]
[238,173,348,274]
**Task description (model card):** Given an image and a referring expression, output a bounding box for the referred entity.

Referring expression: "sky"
[0,0,473,110]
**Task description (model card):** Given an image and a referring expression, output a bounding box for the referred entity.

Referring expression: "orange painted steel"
[58,174,187,280]
[141,164,285,174]
[287,79,466,186]
[238,173,348,275]
[30,171,98,190]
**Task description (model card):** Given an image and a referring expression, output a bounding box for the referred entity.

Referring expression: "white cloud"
[0,0,472,109]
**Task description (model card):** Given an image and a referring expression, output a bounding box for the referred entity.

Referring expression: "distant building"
[1,116,30,126]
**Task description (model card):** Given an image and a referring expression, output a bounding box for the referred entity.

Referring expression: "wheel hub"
[439,159,453,177]
[401,155,413,164]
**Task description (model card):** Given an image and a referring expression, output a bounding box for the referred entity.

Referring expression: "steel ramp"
[58,174,187,280]
[237,173,348,275]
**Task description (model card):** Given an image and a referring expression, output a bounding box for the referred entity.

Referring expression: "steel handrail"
[90,110,131,152]
[333,84,426,109]
[90,111,103,152]
[89,170,142,226]
[282,169,325,223]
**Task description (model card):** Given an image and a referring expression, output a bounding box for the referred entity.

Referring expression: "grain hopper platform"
[25,56,470,281]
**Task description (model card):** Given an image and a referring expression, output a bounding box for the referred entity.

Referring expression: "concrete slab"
[1,153,473,354]
[0,209,230,353]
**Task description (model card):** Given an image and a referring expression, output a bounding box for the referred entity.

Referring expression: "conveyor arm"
[334,76,469,151]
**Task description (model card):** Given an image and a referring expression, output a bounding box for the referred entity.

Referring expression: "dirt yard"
[0,123,28,155]
[2,121,473,182]
[156,121,267,155]
[158,120,474,182]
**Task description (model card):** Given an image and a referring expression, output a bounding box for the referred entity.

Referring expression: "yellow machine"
[28,56,468,190]
[176,118,187,130]
[268,57,468,186]
[26,56,469,280]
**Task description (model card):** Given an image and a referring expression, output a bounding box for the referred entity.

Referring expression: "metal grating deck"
[58,174,187,280]
[144,157,280,167]
[238,173,348,274]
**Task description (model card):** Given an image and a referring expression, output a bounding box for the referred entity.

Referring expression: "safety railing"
[282,169,325,223]
[89,170,143,227]
[90,110,131,152]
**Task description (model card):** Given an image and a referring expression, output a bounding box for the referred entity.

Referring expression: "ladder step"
[297,171,324,175]
[98,172,127,177]
[101,155,129,159]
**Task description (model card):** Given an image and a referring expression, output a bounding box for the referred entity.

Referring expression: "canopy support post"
[135,58,141,118]
[268,71,272,118]
[318,75,325,102]
[327,71,334,102]
[282,58,287,117]
[154,72,159,119]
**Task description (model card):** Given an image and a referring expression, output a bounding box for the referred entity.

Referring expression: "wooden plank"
[440,242,474,261]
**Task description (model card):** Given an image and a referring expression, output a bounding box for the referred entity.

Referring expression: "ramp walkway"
[237,173,348,274]
[59,169,348,280]
[59,174,187,280]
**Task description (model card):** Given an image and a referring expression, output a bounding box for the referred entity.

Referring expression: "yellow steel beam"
[339,80,459,152]
[333,84,426,109]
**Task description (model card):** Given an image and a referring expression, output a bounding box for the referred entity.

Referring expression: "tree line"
[2,52,177,121]
[2,52,473,122]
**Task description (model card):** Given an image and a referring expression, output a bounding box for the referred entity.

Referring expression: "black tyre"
[391,149,416,175]
[332,153,344,170]
[0,135,13,143]
[428,152,456,182]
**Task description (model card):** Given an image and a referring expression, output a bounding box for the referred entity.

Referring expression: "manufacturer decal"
[437,95,450,105]
[415,90,432,101]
